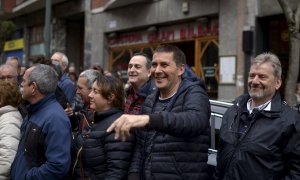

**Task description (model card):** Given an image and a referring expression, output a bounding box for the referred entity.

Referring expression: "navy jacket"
[58,73,76,103]
[216,92,300,180]
[11,94,72,180]
[129,78,211,180]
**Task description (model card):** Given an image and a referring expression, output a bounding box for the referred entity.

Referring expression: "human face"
[51,53,66,71]
[0,68,18,84]
[151,52,184,98]
[127,55,150,90]
[20,67,35,102]
[88,81,111,112]
[248,62,281,106]
[77,77,92,106]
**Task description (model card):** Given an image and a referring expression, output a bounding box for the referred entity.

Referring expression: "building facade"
[0,0,296,100]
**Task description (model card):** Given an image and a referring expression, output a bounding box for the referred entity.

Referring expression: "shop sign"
[108,18,218,46]
[4,38,24,51]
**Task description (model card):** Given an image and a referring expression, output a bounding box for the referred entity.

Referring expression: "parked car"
[207,99,233,179]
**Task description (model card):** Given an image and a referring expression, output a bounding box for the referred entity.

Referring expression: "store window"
[29,25,45,55]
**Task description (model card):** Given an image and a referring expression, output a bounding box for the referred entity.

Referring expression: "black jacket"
[72,108,135,180]
[216,92,300,180]
[129,78,211,180]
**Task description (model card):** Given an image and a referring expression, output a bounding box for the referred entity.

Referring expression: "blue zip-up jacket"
[11,94,72,180]
[58,73,76,103]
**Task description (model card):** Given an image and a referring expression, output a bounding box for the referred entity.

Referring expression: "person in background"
[0,64,28,118]
[0,64,18,84]
[6,56,22,84]
[216,52,300,180]
[69,71,78,85]
[107,44,211,180]
[0,80,22,180]
[65,69,100,131]
[72,75,135,179]
[90,64,104,75]
[51,52,76,103]
[125,52,155,115]
[11,64,72,180]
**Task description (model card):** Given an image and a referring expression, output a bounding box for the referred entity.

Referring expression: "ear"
[275,78,282,90]
[31,81,38,95]
[178,64,185,76]
[107,94,115,104]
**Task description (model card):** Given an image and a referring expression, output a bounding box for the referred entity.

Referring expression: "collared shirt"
[238,99,272,137]
[246,99,271,114]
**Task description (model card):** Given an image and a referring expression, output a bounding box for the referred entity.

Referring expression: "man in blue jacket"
[11,64,72,180]
[108,45,211,180]
[51,52,76,103]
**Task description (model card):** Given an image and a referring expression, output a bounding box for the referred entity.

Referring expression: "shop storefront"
[3,38,24,65]
[108,17,219,98]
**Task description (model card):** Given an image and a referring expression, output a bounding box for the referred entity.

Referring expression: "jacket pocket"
[24,122,45,167]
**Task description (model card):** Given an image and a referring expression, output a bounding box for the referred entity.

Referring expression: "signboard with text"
[107,18,218,47]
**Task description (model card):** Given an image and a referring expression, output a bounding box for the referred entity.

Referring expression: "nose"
[251,75,260,84]
[153,65,162,73]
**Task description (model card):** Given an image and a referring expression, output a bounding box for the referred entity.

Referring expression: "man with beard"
[216,53,300,180]
[107,45,211,180]
[124,53,155,115]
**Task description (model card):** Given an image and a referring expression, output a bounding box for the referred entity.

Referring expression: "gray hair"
[29,64,58,94]
[79,69,100,89]
[54,52,69,67]
[6,56,21,68]
[0,64,18,76]
[251,52,282,79]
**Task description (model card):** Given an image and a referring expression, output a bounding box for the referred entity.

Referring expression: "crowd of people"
[0,44,300,180]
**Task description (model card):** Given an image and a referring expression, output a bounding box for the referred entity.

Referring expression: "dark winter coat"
[10,94,72,180]
[72,108,135,180]
[129,78,211,180]
[216,91,300,180]
[58,73,76,103]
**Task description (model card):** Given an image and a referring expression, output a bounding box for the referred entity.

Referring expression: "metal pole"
[44,0,52,57]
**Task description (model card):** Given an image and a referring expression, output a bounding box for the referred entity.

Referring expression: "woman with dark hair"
[72,75,135,179]
[0,80,22,179]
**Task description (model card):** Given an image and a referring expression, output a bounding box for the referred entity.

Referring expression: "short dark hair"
[154,44,186,66]
[95,75,124,109]
[132,52,152,69]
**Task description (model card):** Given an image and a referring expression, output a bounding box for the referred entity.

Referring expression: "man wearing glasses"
[216,53,300,180]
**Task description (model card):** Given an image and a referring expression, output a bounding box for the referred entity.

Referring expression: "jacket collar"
[235,91,283,118]
[28,93,55,114]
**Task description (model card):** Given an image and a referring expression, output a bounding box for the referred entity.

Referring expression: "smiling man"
[124,53,155,115]
[107,45,211,180]
[216,53,300,180]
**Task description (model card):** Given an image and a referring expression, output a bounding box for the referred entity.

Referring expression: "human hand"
[65,103,73,116]
[107,114,150,141]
